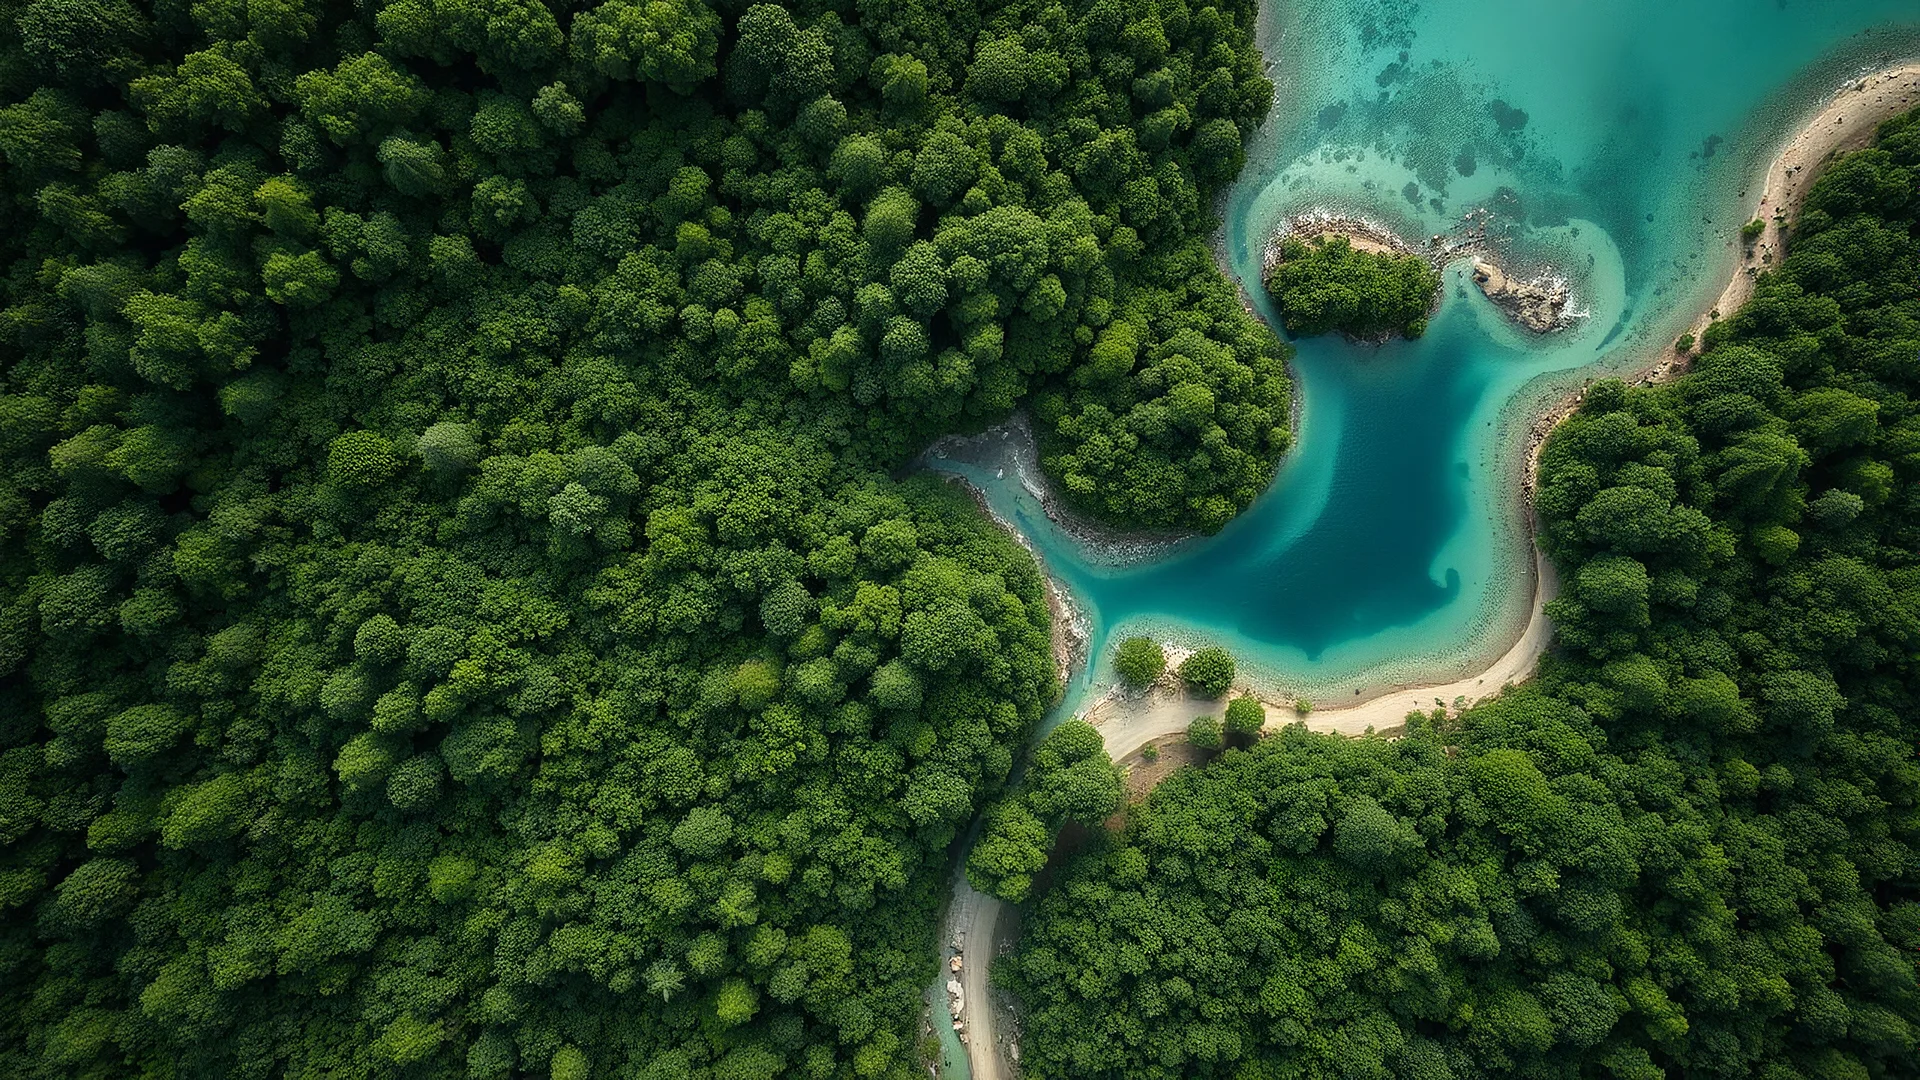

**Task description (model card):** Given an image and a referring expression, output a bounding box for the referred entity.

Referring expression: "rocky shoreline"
[924,414,1195,564]
[937,467,1090,687]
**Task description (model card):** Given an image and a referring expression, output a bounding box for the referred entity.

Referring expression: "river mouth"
[931,3,1920,716]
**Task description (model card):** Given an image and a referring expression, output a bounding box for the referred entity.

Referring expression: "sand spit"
[1677,64,1920,361]
[1526,61,1920,507]
[1472,259,1574,333]
[1266,209,1580,336]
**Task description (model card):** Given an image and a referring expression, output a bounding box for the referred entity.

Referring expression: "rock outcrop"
[1472,259,1572,333]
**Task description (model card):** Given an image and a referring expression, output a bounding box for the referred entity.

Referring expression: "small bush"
[1187,715,1222,750]
[1740,218,1766,243]
[1224,695,1265,741]
[1178,646,1236,697]
[1114,636,1166,688]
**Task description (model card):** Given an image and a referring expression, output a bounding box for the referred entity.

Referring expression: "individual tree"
[966,799,1050,903]
[1178,645,1236,697]
[1222,694,1264,742]
[1113,636,1165,687]
[1186,714,1222,750]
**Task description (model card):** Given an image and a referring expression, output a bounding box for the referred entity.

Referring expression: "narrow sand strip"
[1679,65,1920,355]
[1084,545,1559,755]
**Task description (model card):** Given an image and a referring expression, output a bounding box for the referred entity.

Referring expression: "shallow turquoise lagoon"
[935,0,1920,711]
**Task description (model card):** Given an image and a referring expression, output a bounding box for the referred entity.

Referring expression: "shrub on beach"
[1114,636,1167,688]
[1224,695,1266,742]
[1179,646,1238,697]
[1187,715,1223,750]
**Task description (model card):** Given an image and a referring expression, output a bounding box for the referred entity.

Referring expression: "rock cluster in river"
[1471,259,1573,333]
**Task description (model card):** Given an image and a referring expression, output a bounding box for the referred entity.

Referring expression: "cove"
[930,0,1920,716]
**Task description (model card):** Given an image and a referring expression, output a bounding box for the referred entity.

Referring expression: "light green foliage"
[1178,645,1236,697]
[1185,713,1222,750]
[0,0,1283,1070]
[417,421,479,473]
[326,430,400,488]
[1113,635,1165,687]
[1263,235,1440,339]
[1011,112,1920,1080]
[1222,694,1264,741]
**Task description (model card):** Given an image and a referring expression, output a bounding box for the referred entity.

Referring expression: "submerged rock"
[1471,259,1572,333]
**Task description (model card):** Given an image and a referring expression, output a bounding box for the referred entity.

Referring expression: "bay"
[934,0,1920,711]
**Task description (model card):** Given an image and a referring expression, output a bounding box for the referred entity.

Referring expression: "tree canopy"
[1177,643,1235,696]
[0,0,1284,1074]
[1006,108,1920,1080]
[1113,634,1165,687]
[1263,234,1439,339]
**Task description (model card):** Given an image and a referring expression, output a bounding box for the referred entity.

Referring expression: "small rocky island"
[1470,259,1574,333]
[1262,229,1441,341]
[1263,215,1577,340]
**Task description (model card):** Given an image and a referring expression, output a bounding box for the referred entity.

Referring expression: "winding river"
[930,0,1920,1075]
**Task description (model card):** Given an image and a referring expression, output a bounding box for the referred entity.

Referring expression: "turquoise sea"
[934,0,1920,712]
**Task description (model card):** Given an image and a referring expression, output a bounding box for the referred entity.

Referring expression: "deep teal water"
[935,0,1920,711]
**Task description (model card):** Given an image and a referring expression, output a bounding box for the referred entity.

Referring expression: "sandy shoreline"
[1677,64,1920,360]
[1083,542,1558,753]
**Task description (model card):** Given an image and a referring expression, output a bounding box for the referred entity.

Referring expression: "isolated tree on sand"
[1179,646,1237,697]
[1224,694,1265,743]
[1114,636,1166,687]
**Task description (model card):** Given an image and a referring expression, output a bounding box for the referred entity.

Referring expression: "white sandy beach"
[1084,545,1558,754]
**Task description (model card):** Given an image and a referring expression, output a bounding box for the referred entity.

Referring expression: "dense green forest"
[0,0,1285,1074]
[1005,112,1920,1077]
[1262,233,1439,339]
